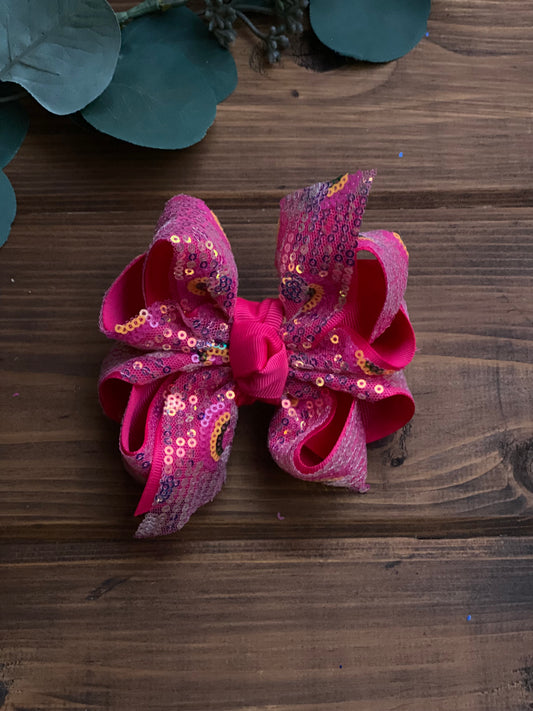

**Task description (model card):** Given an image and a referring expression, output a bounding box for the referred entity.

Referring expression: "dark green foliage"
[0,0,430,245]
[310,0,431,63]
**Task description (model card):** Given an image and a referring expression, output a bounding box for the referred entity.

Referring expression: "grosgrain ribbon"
[98,171,416,538]
[229,297,288,403]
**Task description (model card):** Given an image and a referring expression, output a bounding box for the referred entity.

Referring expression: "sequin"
[187,276,210,295]
[326,173,349,197]
[374,384,384,394]
[115,308,148,335]
[393,232,409,256]
[210,411,231,461]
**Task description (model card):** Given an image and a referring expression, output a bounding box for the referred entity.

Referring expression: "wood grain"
[1,0,533,708]
[2,538,533,711]
[2,206,532,541]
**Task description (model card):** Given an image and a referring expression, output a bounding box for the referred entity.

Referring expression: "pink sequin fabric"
[99,171,416,537]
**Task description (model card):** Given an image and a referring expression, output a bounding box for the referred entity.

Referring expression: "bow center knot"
[229,297,288,403]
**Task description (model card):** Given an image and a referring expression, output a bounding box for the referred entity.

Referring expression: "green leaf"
[0,170,16,247]
[309,0,431,63]
[82,8,238,149]
[0,0,121,115]
[0,100,29,169]
[127,7,238,104]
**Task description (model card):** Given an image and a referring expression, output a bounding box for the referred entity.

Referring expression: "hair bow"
[99,171,415,538]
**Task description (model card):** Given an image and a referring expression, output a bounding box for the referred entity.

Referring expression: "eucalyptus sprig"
[0,0,431,246]
[117,0,309,65]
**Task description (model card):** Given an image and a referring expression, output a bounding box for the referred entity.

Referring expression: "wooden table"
[2,2,533,709]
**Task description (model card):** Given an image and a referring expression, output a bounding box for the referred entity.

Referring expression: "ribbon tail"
[130,370,238,538]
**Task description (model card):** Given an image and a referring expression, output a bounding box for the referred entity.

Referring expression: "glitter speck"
[398,151,404,158]
[425,31,429,37]
[466,614,472,621]
[12,392,19,397]
[277,512,285,521]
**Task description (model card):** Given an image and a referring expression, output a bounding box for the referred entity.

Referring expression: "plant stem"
[234,9,267,40]
[115,0,189,25]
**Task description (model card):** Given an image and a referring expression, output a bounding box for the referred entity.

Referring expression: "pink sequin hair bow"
[99,171,416,538]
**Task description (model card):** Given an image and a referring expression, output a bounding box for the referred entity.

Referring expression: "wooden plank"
[1,205,532,540]
[1,2,533,709]
[1,537,533,710]
[4,1,533,216]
